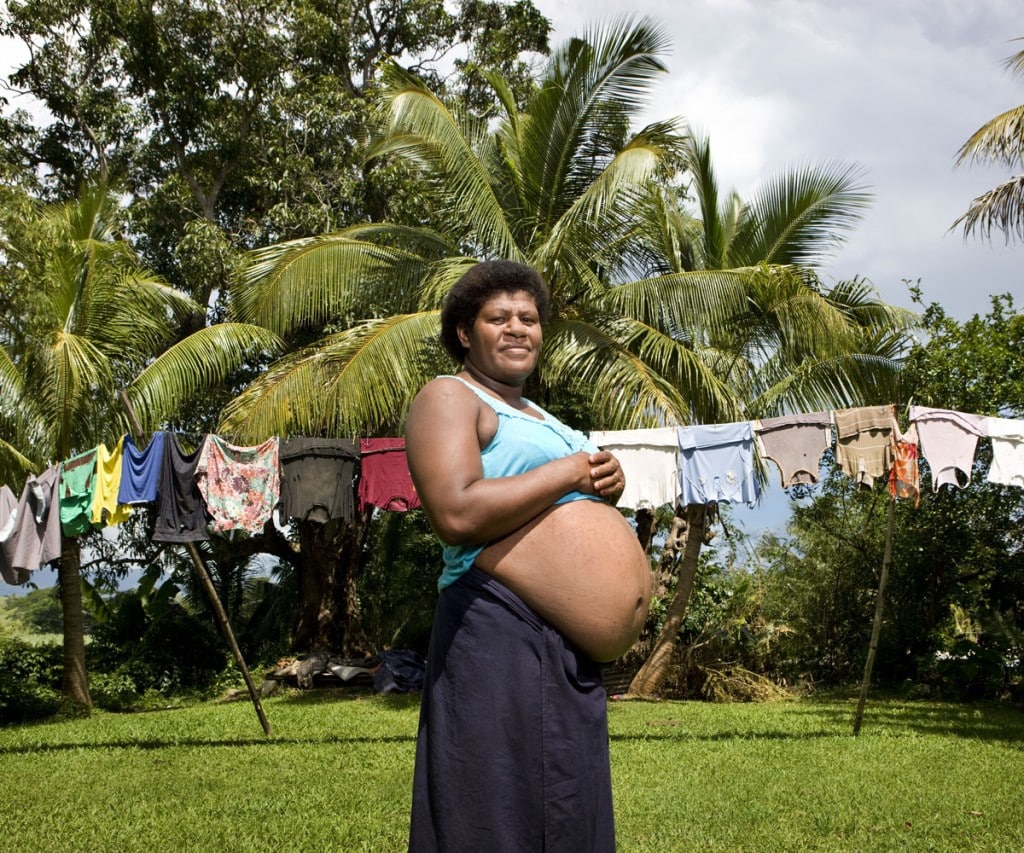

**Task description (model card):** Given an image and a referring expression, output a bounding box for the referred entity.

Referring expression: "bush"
[0,636,62,724]
[89,592,229,696]
[915,638,1014,701]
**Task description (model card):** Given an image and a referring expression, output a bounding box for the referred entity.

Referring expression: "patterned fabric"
[196,435,281,536]
[889,423,920,506]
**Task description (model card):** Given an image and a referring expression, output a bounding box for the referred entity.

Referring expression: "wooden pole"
[852,492,895,736]
[118,391,272,736]
[185,540,272,736]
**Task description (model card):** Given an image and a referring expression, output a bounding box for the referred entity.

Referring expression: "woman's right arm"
[405,378,596,546]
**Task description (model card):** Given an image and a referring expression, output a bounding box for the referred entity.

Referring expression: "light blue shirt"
[437,376,600,590]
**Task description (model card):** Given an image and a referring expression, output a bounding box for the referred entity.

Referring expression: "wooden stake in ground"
[119,392,272,736]
[852,492,895,736]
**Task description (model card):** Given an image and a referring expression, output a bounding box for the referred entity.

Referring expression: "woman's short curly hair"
[439,260,550,362]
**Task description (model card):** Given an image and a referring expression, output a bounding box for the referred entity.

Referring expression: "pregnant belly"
[476,499,652,662]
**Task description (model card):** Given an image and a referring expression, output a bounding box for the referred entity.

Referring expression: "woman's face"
[457,290,543,386]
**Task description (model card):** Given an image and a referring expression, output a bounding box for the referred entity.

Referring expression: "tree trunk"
[293,509,373,655]
[634,507,655,554]
[628,503,707,698]
[58,536,92,711]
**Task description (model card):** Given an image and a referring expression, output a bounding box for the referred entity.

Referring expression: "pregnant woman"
[406,260,652,852]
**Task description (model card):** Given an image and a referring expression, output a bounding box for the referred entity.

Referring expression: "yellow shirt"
[91,437,133,527]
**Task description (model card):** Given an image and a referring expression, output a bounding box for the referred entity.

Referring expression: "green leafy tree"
[0,183,278,710]
[626,130,917,696]
[953,37,1024,242]
[757,293,1024,700]
[3,0,551,657]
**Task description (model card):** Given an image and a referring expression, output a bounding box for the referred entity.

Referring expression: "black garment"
[279,437,359,524]
[152,434,209,542]
[410,567,615,853]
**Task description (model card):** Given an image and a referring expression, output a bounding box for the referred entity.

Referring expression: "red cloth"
[358,438,421,512]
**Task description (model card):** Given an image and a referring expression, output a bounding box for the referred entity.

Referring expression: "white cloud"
[535,0,1023,319]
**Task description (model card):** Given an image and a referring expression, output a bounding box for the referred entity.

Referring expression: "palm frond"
[951,174,1024,242]
[523,17,672,232]
[34,328,112,458]
[548,120,683,267]
[543,317,740,427]
[233,230,440,333]
[127,324,284,433]
[597,269,750,341]
[955,103,1024,169]
[682,129,728,268]
[373,62,521,259]
[219,312,443,440]
[735,162,872,267]
[747,349,908,417]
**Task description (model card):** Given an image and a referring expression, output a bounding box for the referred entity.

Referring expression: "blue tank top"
[438,376,600,590]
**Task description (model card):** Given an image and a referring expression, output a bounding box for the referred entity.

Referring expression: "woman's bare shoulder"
[408,376,481,428]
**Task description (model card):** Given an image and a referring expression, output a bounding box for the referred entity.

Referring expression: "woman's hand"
[587,450,626,505]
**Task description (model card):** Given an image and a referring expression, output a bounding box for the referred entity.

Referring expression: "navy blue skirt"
[409,567,615,852]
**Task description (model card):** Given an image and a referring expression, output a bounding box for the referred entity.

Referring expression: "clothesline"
[0,432,419,585]
[3,404,1021,584]
[594,404,1024,510]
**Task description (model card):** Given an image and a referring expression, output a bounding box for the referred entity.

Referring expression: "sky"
[535,0,1022,321]
[2,1,1021,592]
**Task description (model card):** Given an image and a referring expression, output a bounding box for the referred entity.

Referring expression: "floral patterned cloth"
[195,435,280,536]
[889,423,920,507]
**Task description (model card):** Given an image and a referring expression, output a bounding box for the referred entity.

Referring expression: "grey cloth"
[279,437,359,524]
[756,412,832,487]
[0,465,62,585]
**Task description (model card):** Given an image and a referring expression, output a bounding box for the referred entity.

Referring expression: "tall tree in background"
[953,37,1024,242]
[221,17,734,440]
[0,183,277,709]
[2,0,550,655]
[626,129,917,696]
[2,0,550,311]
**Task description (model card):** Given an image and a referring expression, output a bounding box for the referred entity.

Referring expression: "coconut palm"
[223,18,913,441]
[0,183,280,708]
[221,16,917,673]
[953,38,1024,242]
[624,130,917,696]
[222,17,755,438]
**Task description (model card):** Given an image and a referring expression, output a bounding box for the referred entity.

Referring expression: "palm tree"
[222,17,750,437]
[625,130,916,696]
[0,183,279,709]
[953,38,1024,242]
[221,17,917,674]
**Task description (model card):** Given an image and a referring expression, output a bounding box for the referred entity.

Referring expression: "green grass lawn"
[0,691,1021,851]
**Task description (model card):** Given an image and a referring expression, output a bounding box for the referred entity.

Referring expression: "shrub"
[0,635,62,724]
